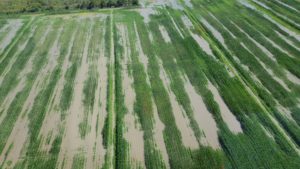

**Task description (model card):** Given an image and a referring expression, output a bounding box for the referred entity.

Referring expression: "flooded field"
[0,0,300,168]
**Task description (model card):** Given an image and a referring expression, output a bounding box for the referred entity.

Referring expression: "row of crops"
[0,0,299,168]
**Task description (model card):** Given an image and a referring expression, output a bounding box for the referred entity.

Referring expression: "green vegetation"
[102,16,113,150]
[114,17,130,169]
[0,0,138,13]
[72,153,86,169]
[0,0,300,169]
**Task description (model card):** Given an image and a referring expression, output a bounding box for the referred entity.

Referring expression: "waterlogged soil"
[200,18,227,48]
[134,22,149,77]
[38,26,73,153]
[207,81,243,134]
[158,59,199,149]
[182,75,220,149]
[190,32,213,56]
[85,29,108,168]
[241,42,291,92]
[273,0,299,12]
[286,70,300,85]
[275,31,300,51]
[1,1,300,168]
[57,21,93,169]
[209,13,237,39]
[239,0,300,41]
[262,13,300,41]
[0,19,23,53]
[118,23,146,167]
[0,26,56,166]
[231,21,277,62]
[152,99,170,168]
[159,25,171,43]
[181,11,213,56]
[0,25,37,85]
[0,117,29,168]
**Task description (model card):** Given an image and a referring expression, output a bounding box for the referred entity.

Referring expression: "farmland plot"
[0,0,300,169]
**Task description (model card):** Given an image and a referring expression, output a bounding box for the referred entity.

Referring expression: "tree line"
[0,0,138,13]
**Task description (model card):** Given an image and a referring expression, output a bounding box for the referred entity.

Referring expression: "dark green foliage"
[126,18,166,169]
[186,1,300,168]
[114,20,131,169]
[102,16,112,150]
[0,0,139,13]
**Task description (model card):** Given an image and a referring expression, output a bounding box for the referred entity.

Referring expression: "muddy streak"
[0,116,29,168]
[274,0,299,13]
[124,113,145,167]
[191,32,213,56]
[0,59,45,168]
[38,26,76,153]
[200,18,227,48]
[253,0,300,28]
[0,81,25,125]
[0,22,53,125]
[241,63,263,86]
[118,23,146,167]
[183,0,193,8]
[133,22,151,86]
[130,22,170,167]
[253,0,271,10]
[252,38,277,62]
[159,25,171,43]
[239,0,256,10]
[152,95,170,168]
[84,17,107,169]
[241,42,291,92]
[235,19,297,59]
[181,15,194,30]
[158,59,199,149]
[0,58,36,166]
[91,26,108,168]
[209,13,237,39]
[239,67,300,154]
[182,75,220,149]
[181,16,214,56]
[148,30,154,43]
[146,0,183,10]
[264,35,293,57]
[0,21,10,33]
[275,31,300,51]
[57,20,93,169]
[0,19,23,53]
[195,2,300,153]
[168,0,184,10]
[207,81,243,134]
[285,70,300,85]
[244,77,300,154]
[0,25,37,85]
[138,8,156,24]
[261,13,300,41]
[124,111,146,168]
[0,23,58,167]
[20,23,64,153]
[231,21,277,62]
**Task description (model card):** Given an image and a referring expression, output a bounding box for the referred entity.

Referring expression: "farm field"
[0,0,300,169]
